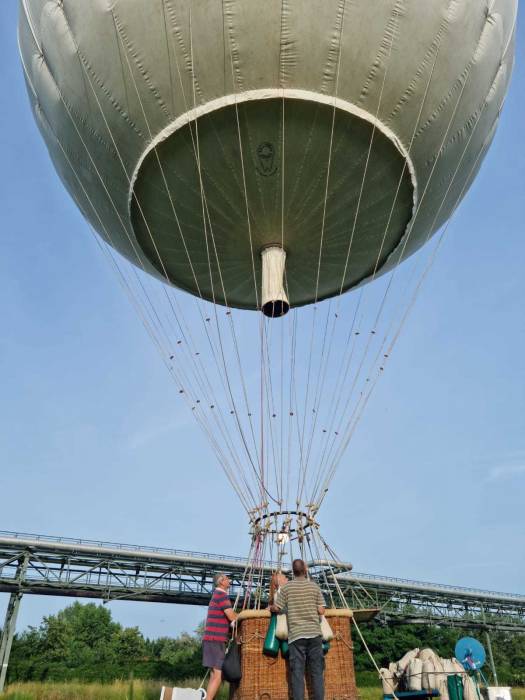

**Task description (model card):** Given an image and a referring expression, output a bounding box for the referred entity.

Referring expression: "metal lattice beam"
[0,531,523,631]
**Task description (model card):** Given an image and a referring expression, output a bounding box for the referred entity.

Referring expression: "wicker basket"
[230,609,357,700]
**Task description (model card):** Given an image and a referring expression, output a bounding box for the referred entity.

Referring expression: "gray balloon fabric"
[19,0,517,309]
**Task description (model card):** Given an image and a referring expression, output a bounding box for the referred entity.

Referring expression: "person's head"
[274,571,288,588]
[213,572,231,590]
[292,559,307,578]
[269,570,288,600]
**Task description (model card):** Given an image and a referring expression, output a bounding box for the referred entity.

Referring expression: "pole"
[0,592,23,693]
[485,630,499,686]
[481,605,499,686]
[0,555,28,694]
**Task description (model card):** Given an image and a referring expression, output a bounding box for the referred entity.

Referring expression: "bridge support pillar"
[480,605,499,686]
[485,630,499,686]
[0,554,28,694]
[0,591,23,693]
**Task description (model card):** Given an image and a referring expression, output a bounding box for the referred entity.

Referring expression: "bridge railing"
[0,530,253,564]
[1,530,524,605]
[347,571,525,601]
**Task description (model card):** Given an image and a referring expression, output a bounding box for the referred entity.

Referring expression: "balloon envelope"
[19,0,517,308]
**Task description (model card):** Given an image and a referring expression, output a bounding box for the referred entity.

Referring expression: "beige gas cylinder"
[408,658,423,691]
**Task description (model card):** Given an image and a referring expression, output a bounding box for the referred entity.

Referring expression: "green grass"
[353,687,525,700]
[356,688,383,700]
[1,680,161,700]
[356,688,524,700]
[1,678,226,700]
[3,682,524,700]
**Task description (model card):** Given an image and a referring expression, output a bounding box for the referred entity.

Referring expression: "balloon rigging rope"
[286,309,299,510]
[338,3,399,298]
[259,315,265,504]
[197,0,423,511]
[186,11,275,502]
[168,3,263,474]
[33,8,324,520]
[94,211,253,510]
[309,14,491,503]
[311,27,444,491]
[313,525,393,684]
[53,8,241,468]
[369,28,442,282]
[115,5,279,505]
[223,2,287,506]
[279,0,286,252]
[222,13,293,502]
[186,8,261,470]
[262,318,282,505]
[231,537,256,612]
[223,0,292,500]
[279,317,285,504]
[352,614,393,690]
[318,36,502,495]
[313,0,347,305]
[229,57,259,311]
[372,50,473,331]
[317,531,351,609]
[297,300,333,505]
[315,13,443,460]
[293,0,348,510]
[264,319,281,506]
[120,54,203,302]
[92,2,262,506]
[65,153,255,511]
[297,1,398,507]
[302,2,402,505]
[309,293,362,501]
[115,5,254,470]
[306,531,336,609]
[23,2,512,521]
[316,109,495,503]
[295,310,317,505]
[319,534,377,609]
[315,571,393,699]
[27,11,260,514]
[21,38,181,376]
[311,12,435,488]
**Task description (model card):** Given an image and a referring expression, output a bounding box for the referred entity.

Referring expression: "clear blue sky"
[1,3,524,641]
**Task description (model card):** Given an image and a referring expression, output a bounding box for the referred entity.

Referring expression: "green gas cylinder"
[263,614,280,657]
[447,675,464,700]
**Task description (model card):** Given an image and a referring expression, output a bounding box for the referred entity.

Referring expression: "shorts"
[202,640,226,669]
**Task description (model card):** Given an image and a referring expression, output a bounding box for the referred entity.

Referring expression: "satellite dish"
[455,637,486,671]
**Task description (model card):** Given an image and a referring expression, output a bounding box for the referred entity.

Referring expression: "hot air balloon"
[18,0,517,565]
[18,3,518,694]
[19,1,517,313]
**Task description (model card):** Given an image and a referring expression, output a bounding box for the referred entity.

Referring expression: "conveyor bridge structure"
[0,531,524,691]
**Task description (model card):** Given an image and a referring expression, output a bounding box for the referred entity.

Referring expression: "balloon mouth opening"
[262,300,290,318]
[129,92,417,310]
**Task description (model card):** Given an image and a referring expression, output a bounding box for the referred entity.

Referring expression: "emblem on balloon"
[255,142,277,177]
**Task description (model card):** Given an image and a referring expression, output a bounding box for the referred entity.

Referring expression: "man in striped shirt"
[203,573,238,700]
[273,559,326,700]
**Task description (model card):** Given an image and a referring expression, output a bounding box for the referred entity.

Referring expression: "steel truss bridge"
[1,531,524,690]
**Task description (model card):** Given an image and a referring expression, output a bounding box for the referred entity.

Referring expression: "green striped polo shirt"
[275,578,326,644]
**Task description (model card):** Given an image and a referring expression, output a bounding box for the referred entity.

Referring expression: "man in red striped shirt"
[203,573,238,700]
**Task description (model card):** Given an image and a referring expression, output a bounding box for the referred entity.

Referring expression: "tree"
[6,602,525,686]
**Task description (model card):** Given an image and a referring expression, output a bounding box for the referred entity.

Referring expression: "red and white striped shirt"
[203,588,232,642]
